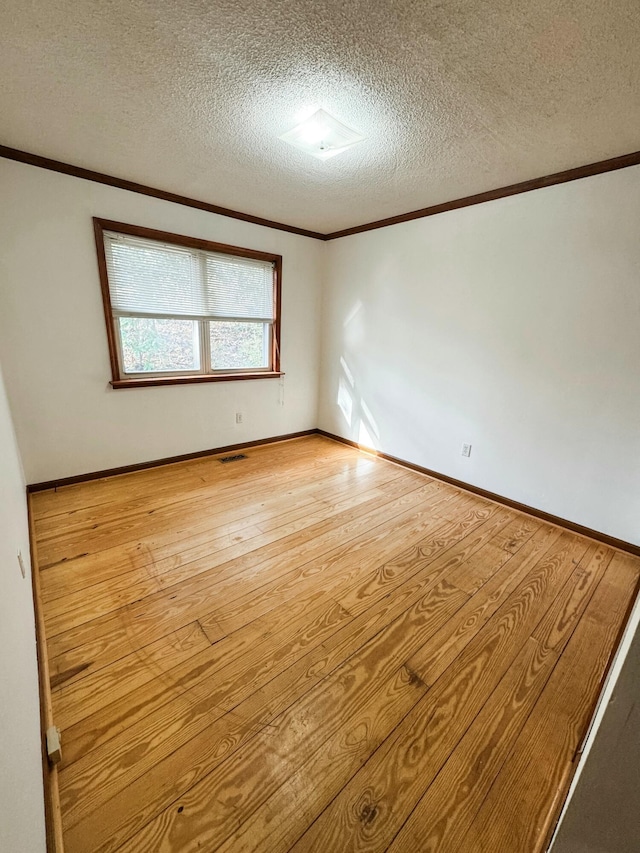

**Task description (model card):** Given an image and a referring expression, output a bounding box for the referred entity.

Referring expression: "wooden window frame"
[93,218,283,389]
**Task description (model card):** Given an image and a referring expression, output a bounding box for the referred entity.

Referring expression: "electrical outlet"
[235,412,243,425]
[17,550,26,578]
[461,443,472,458]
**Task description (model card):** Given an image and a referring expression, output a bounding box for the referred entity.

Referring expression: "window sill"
[111,372,284,389]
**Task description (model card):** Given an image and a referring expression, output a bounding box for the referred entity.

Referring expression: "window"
[93,219,282,388]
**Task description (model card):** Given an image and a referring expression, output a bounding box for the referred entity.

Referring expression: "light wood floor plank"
[407,524,563,685]
[48,479,446,702]
[57,500,501,813]
[44,476,439,640]
[45,469,413,674]
[289,532,590,852]
[61,584,441,851]
[32,436,348,520]
[39,474,372,601]
[113,580,470,853]
[458,551,640,853]
[36,447,382,565]
[31,435,639,853]
[385,544,612,853]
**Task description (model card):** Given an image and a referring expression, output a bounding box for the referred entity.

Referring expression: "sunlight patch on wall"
[337,377,353,426]
[358,420,376,450]
[360,398,379,440]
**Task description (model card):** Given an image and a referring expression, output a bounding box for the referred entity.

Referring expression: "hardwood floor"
[32,435,640,853]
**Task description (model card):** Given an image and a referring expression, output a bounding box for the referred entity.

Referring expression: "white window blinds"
[103,231,275,322]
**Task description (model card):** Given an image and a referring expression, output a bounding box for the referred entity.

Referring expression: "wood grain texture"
[31,435,640,853]
[386,545,611,853]
[318,429,640,558]
[27,493,65,853]
[459,552,640,853]
[28,429,318,493]
[291,533,591,853]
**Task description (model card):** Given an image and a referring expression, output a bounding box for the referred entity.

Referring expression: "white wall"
[319,165,640,545]
[1,150,639,853]
[3,157,638,541]
[0,359,46,852]
[0,159,323,483]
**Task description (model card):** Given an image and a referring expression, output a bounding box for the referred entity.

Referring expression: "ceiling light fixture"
[279,108,364,160]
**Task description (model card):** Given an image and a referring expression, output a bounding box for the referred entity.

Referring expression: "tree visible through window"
[119,317,200,373]
[93,219,281,386]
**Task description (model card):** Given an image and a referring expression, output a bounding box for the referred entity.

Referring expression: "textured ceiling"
[1,0,639,233]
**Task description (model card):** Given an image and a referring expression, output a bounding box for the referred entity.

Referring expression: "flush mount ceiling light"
[279,109,365,160]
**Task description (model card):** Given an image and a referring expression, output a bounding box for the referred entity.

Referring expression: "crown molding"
[0,144,325,240]
[2,143,640,241]
[324,149,640,239]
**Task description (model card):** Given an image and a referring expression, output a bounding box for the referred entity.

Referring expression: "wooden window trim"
[93,218,283,388]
